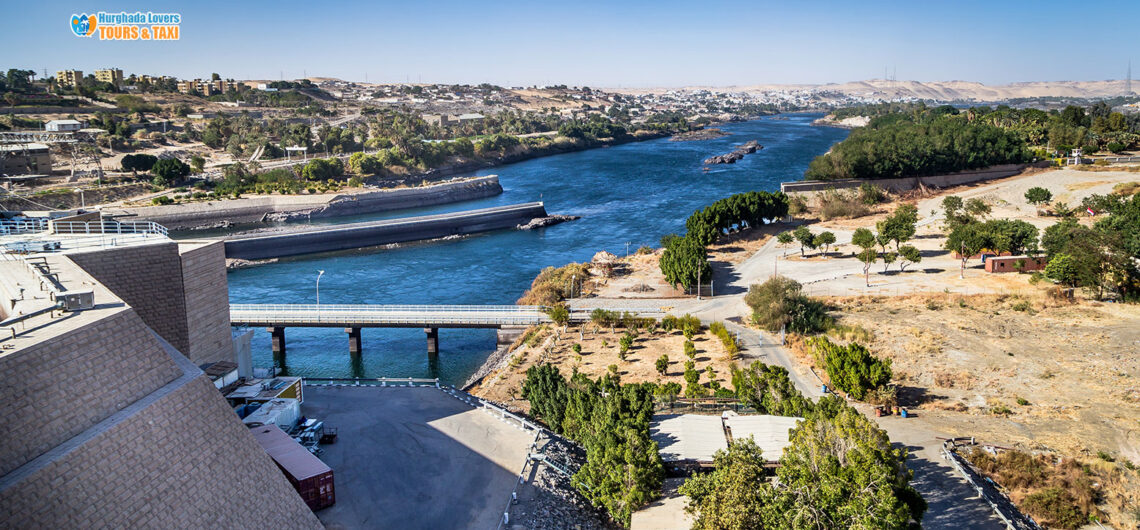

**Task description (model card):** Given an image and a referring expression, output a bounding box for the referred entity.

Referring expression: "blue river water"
[225,115,848,384]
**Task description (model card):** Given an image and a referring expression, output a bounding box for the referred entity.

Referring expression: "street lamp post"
[316,270,325,319]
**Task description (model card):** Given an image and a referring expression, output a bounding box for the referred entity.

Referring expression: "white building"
[45,119,83,132]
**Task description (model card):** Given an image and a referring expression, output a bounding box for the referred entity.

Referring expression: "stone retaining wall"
[780,162,1051,194]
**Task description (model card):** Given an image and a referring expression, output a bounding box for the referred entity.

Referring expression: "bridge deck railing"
[230,303,545,313]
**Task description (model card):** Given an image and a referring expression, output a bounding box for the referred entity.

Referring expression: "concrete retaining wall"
[224,202,547,260]
[114,175,503,231]
[780,163,1050,194]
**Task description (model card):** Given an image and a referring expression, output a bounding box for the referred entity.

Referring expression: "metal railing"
[0,219,168,238]
[48,220,168,237]
[231,303,543,313]
[0,218,50,235]
[229,304,664,327]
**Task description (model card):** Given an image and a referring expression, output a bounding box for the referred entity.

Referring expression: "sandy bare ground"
[471,323,742,414]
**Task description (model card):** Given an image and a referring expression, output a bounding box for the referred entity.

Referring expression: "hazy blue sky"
[4,0,1139,87]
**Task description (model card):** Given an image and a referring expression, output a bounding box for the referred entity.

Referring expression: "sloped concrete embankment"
[223,202,547,260]
[114,176,503,231]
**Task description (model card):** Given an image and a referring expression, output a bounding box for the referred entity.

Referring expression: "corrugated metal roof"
[250,424,331,481]
[723,415,802,461]
[650,414,727,463]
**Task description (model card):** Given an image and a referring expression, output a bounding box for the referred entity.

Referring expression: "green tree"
[776,231,794,257]
[898,245,922,272]
[792,226,815,257]
[964,198,991,218]
[120,153,158,174]
[744,276,831,333]
[1025,187,1053,207]
[682,401,925,529]
[151,158,189,187]
[876,203,918,250]
[1044,253,1081,288]
[811,337,892,400]
[189,155,205,173]
[816,231,836,256]
[656,354,669,376]
[681,439,774,530]
[731,362,813,417]
[945,222,992,279]
[659,235,711,289]
[545,304,570,326]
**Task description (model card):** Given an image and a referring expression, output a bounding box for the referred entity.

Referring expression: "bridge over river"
[230,303,662,359]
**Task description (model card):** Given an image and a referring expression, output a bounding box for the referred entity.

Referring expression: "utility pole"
[316,270,325,319]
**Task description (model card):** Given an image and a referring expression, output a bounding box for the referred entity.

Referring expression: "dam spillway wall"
[113,176,504,231]
[222,202,547,260]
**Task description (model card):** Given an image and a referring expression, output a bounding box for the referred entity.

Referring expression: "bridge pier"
[425,327,439,361]
[346,327,362,354]
[268,326,286,363]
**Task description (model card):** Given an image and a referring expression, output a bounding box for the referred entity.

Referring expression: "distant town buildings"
[177,79,245,96]
[422,113,485,126]
[94,68,123,88]
[55,70,82,88]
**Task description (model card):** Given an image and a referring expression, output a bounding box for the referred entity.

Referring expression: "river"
[225,114,848,384]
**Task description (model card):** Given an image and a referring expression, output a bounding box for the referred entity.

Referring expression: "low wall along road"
[222,202,548,260]
[780,162,1052,194]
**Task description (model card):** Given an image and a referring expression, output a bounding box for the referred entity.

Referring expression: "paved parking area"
[300,385,533,529]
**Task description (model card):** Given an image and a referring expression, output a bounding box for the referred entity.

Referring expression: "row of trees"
[1039,193,1140,300]
[660,191,790,289]
[521,364,663,527]
[684,191,791,246]
[805,110,1032,181]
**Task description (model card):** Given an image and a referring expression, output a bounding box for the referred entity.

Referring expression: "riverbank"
[107,176,503,231]
[223,114,849,384]
[222,202,549,260]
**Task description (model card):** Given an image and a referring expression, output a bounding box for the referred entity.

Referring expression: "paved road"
[574,223,1007,527]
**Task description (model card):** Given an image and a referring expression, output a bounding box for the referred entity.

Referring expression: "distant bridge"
[230,303,663,358]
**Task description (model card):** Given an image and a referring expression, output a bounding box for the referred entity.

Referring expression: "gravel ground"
[507,434,617,530]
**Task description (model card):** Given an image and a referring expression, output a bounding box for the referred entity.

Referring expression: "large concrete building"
[55,69,82,88]
[94,68,124,88]
[0,143,51,176]
[0,216,322,528]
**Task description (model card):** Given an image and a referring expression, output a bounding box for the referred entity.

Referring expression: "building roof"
[723,415,802,460]
[0,143,49,152]
[650,414,727,463]
[250,424,331,481]
[46,119,83,126]
[456,113,485,120]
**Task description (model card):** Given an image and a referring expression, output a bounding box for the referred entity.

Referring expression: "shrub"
[545,304,570,326]
[656,355,669,376]
[809,337,892,401]
[683,340,696,360]
[151,195,174,205]
[618,332,634,360]
[1021,488,1085,529]
[519,263,591,305]
[745,276,831,334]
[816,188,872,220]
[858,182,886,205]
[708,321,740,359]
[571,343,582,354]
